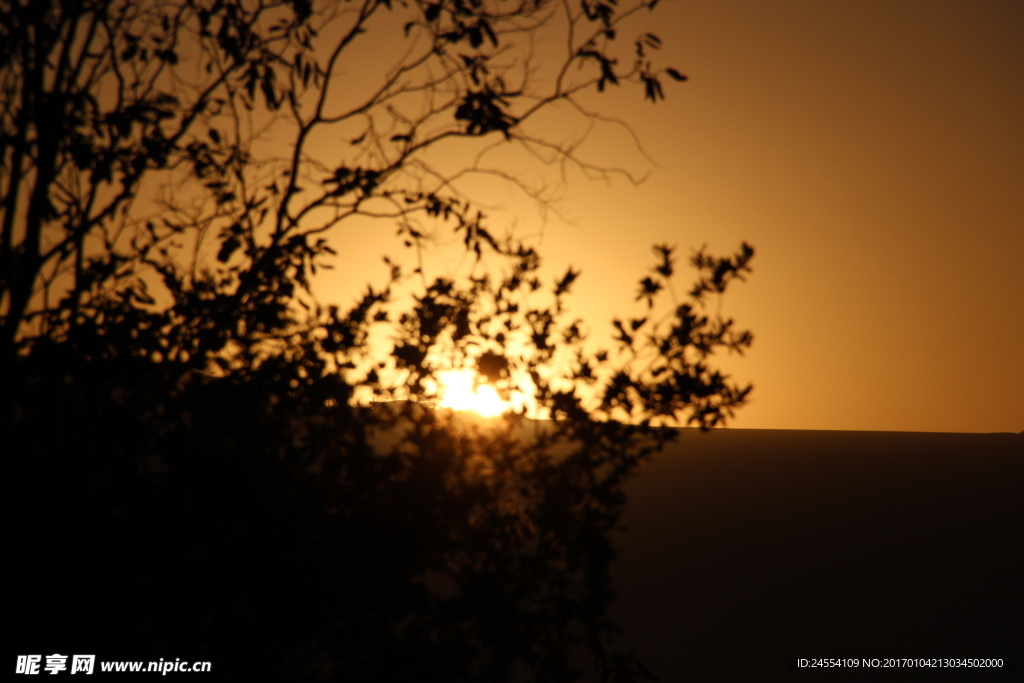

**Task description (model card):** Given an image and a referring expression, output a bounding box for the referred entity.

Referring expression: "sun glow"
[436,369,509,417]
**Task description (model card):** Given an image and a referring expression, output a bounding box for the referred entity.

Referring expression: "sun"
[436,369,508,417]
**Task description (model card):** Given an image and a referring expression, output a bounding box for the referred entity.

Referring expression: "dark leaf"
[217,236,241,263]
[261,68,279,110]
[555,267,580,296]
[481,20,497,47]
[643,75,664,102]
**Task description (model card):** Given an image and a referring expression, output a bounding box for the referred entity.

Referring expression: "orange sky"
[523,0,1024,433]
[316,0,1023,433]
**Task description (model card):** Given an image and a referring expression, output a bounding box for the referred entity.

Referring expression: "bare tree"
[2,0,688,357]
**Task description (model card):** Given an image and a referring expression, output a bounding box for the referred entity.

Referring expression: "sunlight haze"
[436,369,509,417]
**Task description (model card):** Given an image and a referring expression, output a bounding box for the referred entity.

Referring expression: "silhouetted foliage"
[3,1,750,680]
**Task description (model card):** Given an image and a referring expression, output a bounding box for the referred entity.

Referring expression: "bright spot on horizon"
[436,369,508,417]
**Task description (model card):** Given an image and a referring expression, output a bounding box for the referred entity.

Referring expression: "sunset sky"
[571,0,1024,434]
[316,0,1023,434]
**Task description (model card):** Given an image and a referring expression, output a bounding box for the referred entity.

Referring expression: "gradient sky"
[318,0,1023,433]
[524,0,1024,433]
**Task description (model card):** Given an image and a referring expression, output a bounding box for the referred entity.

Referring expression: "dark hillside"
[611,429,1022,680]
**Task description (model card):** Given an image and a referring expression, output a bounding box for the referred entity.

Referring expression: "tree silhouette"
[3,1,752,680]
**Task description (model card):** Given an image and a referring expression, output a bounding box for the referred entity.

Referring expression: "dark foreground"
[610,429,1023,681]
[7,422,1021,680]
